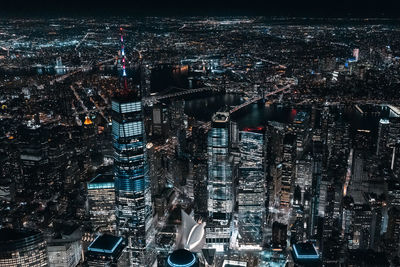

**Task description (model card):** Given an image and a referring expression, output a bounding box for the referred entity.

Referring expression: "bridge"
[143,86,221,105]
[75,32,94,51]
[50,57,115,84]
[229,84,293,114]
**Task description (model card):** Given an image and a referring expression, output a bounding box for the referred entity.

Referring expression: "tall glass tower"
[112,90,152,266]
[238,130,265,249]
[206,112,233,252]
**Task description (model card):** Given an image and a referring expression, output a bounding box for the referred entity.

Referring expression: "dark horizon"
[1,0,400,18]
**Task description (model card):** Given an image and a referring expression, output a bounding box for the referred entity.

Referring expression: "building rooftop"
[292,242,319,261]
[111,89,140,103]
[0,228,39,242]
[212,112,229,123]
[284,134,296,145]
[202,248,216,265]
[293,111,309,124]
[88,234,123,254]
[0,228,44,252]
[167,249,196,267]
[87,174,114,190]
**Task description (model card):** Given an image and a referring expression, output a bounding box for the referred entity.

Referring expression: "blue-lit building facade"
[112,91,152,266]
[206,112,233,252]
[238,130,265,249]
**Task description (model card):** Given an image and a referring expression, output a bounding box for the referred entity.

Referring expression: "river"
[183,94,384,136]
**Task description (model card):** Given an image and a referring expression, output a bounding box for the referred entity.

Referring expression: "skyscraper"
[87,174,116,233]
[310,140,323,237]
[377,118,390,157]
[112,90,152,266]
[86,234,126,266]
[281,134,296,208]
[47,226,82,267]
[385,207,400,255]
[112,27,153,266]
[237,129,265,249]
[206,112,233,252]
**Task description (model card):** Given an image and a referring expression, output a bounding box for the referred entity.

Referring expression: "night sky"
[1,0,400,17]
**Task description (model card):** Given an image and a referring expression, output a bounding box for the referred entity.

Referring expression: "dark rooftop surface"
[347,249,389,266]
[284,133,296,144]
[89,174,114,184]
[112,89,140,103]
[0,228,39,243]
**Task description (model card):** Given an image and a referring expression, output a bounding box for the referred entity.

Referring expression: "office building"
[86,234,125,266]
[272,221,287,250]
[151,103,168,137]
[18,124,50,198]
[388,117,400,146]
[385,207,400,255]
[350,204,372,249]
[0,228,48,267]
[47,226,82,267]
[206,112,233,252]
[237,130,265,249]
[291,242,320,266]
[0,153,14,201]
[87,174,116,233]
[295,155,313,206]
[281,134,296,208]
[292,110,310,158]
[377,118,390,157]
[310,140,323,237]
[112,90,152,266]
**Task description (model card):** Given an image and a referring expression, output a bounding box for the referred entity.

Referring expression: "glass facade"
[0,228,48,267]
[112,95,152,266]
[206,112,232,251]
[87,174,116,233]
[238,131,265,249]
[207,115,232,223]
[281,134,296,208]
